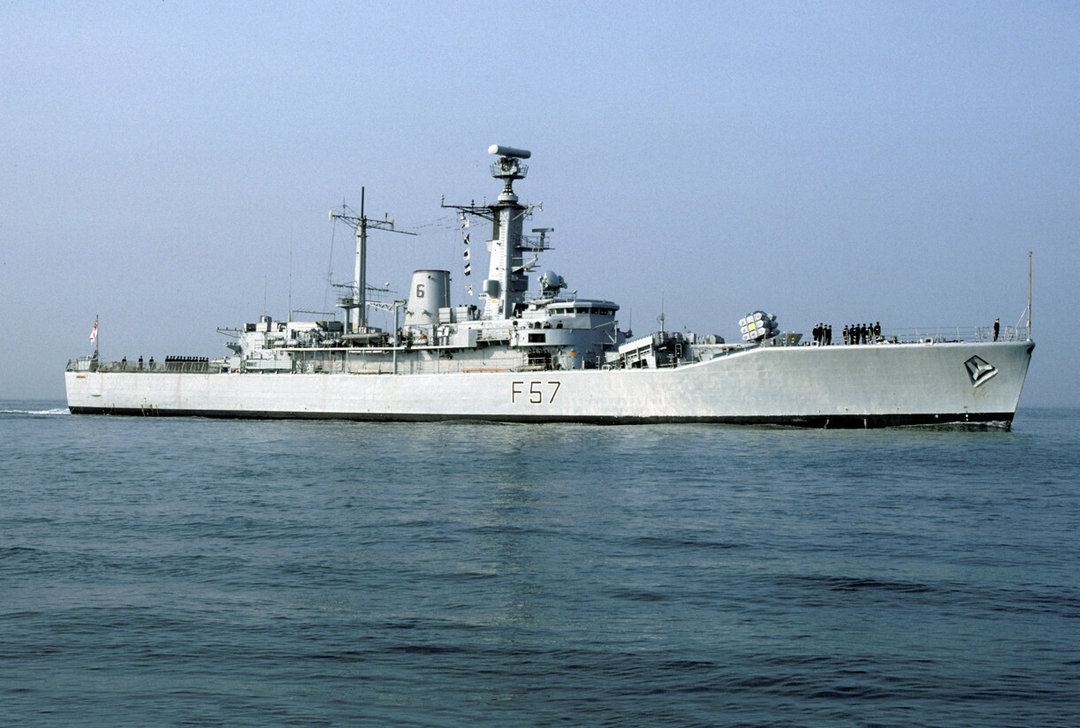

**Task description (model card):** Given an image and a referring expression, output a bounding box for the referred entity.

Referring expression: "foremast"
[442,145,551,320]
[330,189,415,334]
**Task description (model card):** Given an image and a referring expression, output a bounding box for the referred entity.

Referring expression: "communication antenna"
[330,187,417,333]
[288,228,294,323]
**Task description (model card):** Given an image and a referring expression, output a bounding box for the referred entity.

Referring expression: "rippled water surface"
[2,403,1078,727]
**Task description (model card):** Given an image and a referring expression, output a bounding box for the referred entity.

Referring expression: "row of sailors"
[514,319,565,329]
[811,322,882,345]
[844,322,881,345]
[116,355,208,370]
[120,356,153,369]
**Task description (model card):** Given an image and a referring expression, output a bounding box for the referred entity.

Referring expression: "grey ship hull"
[66,339,1033,428]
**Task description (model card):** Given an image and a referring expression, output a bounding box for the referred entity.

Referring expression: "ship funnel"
[404,270,450,327]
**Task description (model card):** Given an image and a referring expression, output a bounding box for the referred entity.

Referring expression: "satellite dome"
[539,270,566,296]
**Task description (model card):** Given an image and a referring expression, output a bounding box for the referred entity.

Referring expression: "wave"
[0,408,69,416]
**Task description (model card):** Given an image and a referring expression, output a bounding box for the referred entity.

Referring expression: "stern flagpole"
[90,314,99,359]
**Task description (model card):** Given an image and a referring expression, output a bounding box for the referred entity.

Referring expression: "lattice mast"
[330,188,415,333]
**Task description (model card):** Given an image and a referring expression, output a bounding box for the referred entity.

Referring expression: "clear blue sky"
[2,1,1077,406]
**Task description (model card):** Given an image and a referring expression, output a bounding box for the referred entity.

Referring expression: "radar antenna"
[488,144,530,202]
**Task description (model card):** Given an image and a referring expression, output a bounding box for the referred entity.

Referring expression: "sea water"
[2,402,1078,727]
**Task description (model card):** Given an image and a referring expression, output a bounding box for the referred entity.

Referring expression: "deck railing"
[66,358,222,373]
[67,322,1032,376]
[860,324,1029,345]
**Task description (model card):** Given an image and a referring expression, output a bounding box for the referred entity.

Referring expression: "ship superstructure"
[66,145,1034,427]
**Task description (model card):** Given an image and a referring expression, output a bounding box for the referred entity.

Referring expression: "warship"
[66,145,1034,427]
